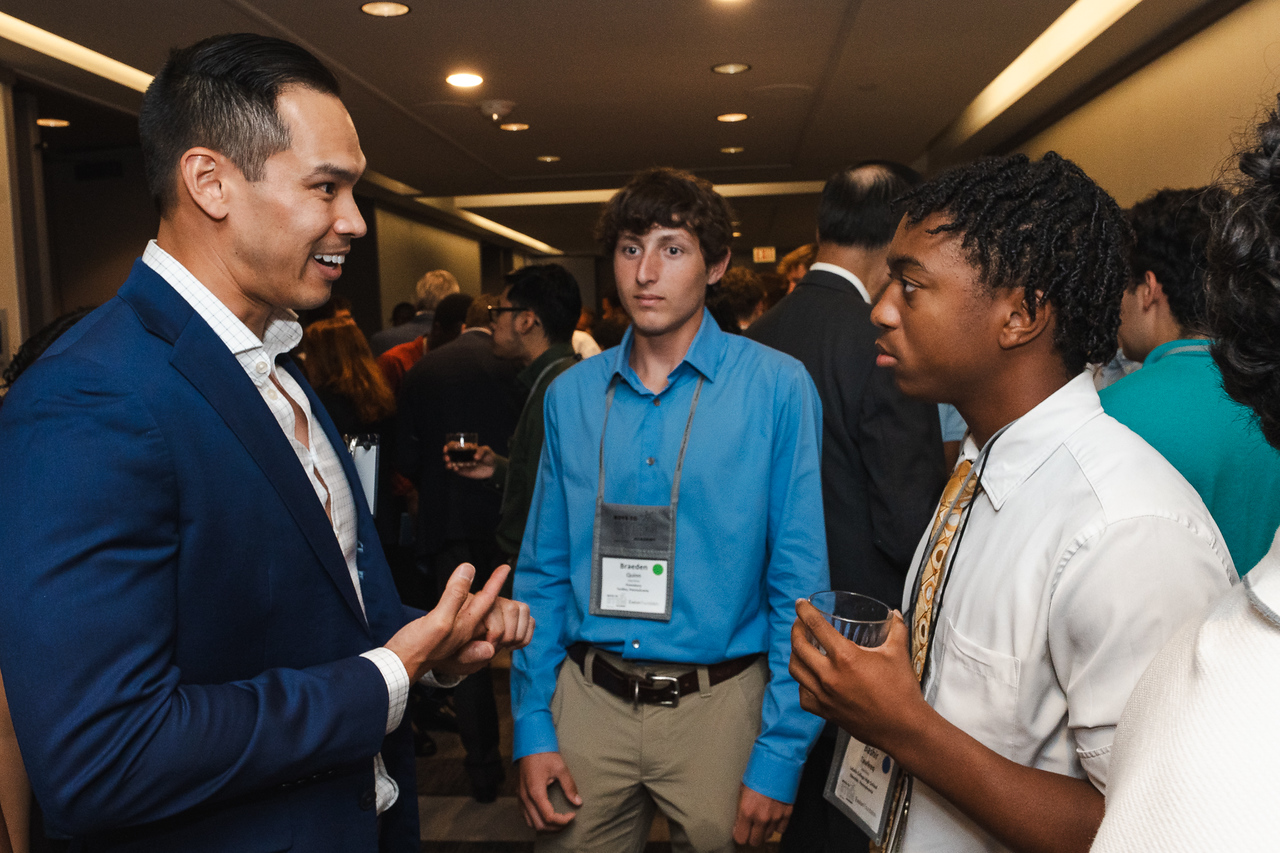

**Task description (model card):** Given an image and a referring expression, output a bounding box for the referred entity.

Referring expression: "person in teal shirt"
[1101,186,1280,573]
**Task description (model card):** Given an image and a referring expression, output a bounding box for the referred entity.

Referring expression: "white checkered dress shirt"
[143,241,408,813]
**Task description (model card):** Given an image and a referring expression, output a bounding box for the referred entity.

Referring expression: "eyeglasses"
[488,305,523,321]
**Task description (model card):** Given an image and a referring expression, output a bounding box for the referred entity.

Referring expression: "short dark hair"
[505,263,582,345]
[1206,97,1280,449]
[900,152,1131,375]
[595,167,735,266]
[1128,187,1226,335]
[818,161,921,249]
[139,33,341,214]
[428,292,474,350]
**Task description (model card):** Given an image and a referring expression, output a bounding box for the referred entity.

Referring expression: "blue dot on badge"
[653,564,663,575]
[882,756,891,774]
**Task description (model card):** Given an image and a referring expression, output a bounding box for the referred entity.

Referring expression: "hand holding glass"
[808,591,891,651]
[445,432,480,463]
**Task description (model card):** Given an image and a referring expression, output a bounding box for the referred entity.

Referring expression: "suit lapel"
[286,358,405,639]
[119,262,370,632]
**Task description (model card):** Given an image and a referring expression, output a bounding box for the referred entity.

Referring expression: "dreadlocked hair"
[900,151,1132,376]
[1204,97,1280,450]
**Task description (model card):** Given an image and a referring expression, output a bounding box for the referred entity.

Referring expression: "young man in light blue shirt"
[512,167,829,851]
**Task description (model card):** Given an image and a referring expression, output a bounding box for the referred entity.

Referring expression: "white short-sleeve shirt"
[901,372,1236,853]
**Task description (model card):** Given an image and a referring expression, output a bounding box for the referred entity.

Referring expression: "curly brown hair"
[1205,97,1280,449]
[595,167,735,266]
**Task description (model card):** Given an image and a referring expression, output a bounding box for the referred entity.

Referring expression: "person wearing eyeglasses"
[446,264,584,570]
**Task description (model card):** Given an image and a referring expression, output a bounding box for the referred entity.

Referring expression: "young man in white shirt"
[790,152,1235,853]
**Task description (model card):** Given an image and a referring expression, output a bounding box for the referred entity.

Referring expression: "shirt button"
[268,389,279,400]
[632,640,640,649]
[646,457,656,466]
[653,398,660,406]
[255,362,269,375]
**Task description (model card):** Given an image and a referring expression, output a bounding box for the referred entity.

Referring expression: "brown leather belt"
[566,642,759,708]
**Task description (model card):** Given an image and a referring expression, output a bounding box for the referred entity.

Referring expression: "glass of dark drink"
[445,432,480,463]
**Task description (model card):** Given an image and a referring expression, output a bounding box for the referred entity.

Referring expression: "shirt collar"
[1144,337,1212,367]
[962,372,1103,510]
[142,240,301,363]
[808,262,871,305]
[609,307,727,393]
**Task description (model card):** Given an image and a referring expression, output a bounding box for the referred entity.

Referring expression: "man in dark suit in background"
[397,298,521,801]
[0,34,530,852]
[747,162,946,853]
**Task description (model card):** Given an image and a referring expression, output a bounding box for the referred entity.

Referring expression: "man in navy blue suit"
[0,34,531,852]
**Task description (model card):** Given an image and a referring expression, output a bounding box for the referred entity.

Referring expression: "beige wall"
[0,81,21,369]
[1019,0,1280,206]
[374,207,482,317]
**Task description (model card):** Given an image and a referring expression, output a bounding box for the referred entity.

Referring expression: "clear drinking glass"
[808,590,892,650]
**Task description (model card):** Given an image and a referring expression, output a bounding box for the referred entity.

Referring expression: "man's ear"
[997,287,1055,351]
[706,250,731,286]
[1138,270,1165,311]
[178,147,233,221]
[515,308,540,336]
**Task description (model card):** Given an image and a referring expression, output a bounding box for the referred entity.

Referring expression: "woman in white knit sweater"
[1090,99,1280,852]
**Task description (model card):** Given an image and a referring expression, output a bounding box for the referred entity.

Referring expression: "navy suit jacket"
[0,260,418,852]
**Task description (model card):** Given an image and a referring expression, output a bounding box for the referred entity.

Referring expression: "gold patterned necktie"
[910,459,979,678]
[873,459,981,852]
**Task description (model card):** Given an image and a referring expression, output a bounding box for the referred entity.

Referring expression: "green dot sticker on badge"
[653,564,664,575]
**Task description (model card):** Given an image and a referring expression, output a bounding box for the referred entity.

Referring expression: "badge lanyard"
[588,373,703,621]
[886,422,1011,851]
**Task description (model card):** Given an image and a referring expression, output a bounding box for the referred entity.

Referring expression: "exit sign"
[752,246,777,264]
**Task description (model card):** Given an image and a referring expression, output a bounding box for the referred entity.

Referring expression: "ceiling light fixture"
[499,122,529,131]
[0,12,152,92]
[447,73,483,88]
[732,231,742,238]
[712,62,751,75]
[536,155,561,163]
[933,0,1144,153]
[720,146,744,154]
[36,118,70,128]
[360,2,410,16]
[717,113,749,123]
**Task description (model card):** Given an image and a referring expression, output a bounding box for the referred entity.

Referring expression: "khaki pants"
[538,649,768,853]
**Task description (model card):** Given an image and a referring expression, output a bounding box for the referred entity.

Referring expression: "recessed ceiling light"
[537,155,560,163]
[36,118,69,127]
[447,73,483,88]
[712,62,751,75]
[717,113,748,123]
[732,231,742,238]
[720,146,744,154]
[500,122,529,131]
[360,2,410,16]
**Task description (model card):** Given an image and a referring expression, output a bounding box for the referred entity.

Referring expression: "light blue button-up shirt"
[511,310,829,803]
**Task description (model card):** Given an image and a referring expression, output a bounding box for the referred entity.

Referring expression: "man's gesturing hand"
[385,563,531,682]
[518,751,581,832]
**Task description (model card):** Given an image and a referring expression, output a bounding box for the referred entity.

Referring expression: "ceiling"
[0,0,1243,254]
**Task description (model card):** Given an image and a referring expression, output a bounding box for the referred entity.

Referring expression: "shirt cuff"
[422,669,465,689]
[361,647,410,735]
[743,744,805,804]
[512,708,560,761]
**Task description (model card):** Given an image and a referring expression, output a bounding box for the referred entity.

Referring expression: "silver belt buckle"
[642,673,680,707]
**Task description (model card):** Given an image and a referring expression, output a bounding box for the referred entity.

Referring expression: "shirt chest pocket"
[932,617,1022,759]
